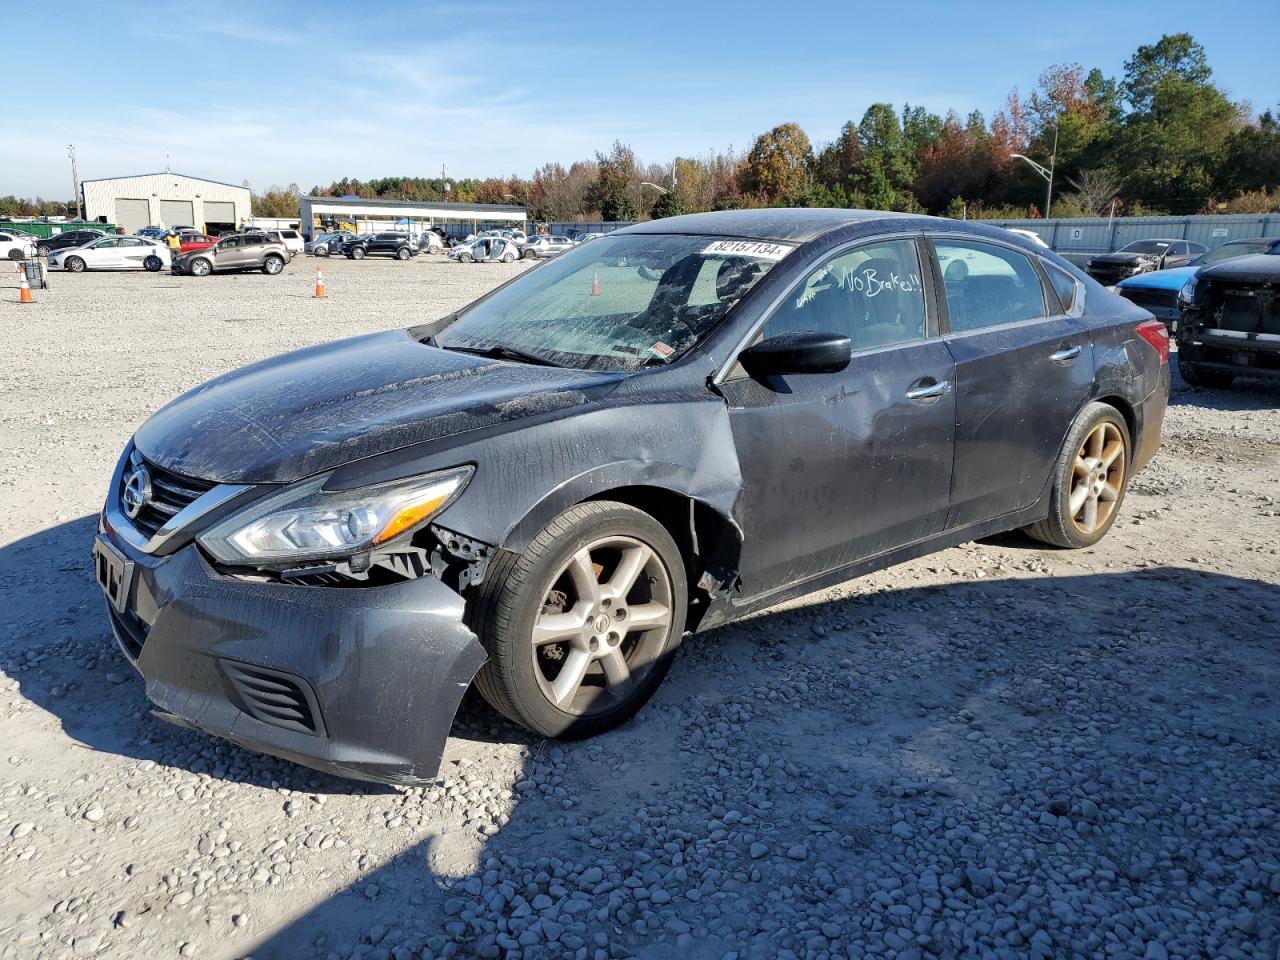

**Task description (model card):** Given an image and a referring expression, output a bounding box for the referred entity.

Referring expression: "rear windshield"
[439,234,792,370]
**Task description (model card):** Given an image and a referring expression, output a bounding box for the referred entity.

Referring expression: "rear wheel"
[502,252,516,263]
[397,246,411,260]
[189,258,212,277]
[1178,359,1234,389]
[37,245,50,258]
[9,248,25,261]
[262,254,285,275]
[1026,402,1130,549]
[470,501,687,738]
[143,255,163,272]
[523,248,538,260]
[65,256,86,273]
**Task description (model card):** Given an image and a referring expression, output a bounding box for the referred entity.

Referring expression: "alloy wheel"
[531,536,673,717]
[1068,421,1125,536]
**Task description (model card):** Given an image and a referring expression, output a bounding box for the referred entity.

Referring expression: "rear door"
[724,235,956,594]
[928,236,1094,529]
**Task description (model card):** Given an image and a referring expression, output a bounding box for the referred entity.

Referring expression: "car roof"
[617,208,917,243]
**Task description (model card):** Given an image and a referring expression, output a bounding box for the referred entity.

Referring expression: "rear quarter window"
[1045,264,1078,314]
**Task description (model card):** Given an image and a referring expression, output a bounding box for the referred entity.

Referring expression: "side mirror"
[739,331,852,377]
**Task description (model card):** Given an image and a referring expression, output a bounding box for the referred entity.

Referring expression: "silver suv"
[172,233,290,276]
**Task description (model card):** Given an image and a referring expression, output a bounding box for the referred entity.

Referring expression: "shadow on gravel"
[6,515,1279,956]
[244,565,1276,959]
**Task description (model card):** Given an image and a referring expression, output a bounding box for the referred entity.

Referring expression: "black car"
[340,232,416,260]
[92,209,1169,784]
[1086,239,1206,286]
[36,229,107,257]
[1176,252,1280,387]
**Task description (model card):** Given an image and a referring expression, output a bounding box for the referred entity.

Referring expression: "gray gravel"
[1,257,1278,959]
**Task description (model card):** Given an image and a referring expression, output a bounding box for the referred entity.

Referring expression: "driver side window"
[763,238,926,350]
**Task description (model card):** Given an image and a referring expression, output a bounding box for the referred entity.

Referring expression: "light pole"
[1010,124,1057,218]
[639,182,669,195]
[68,144,81,219]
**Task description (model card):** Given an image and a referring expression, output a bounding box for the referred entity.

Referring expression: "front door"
[722,236,956,597]
[928,236,1095,528]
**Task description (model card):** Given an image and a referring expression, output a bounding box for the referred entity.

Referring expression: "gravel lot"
[1,256,1278,960]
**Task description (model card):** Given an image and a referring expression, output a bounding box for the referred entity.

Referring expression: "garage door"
[114,198,151,234]
[159,200,194,230]
[204,201,236,227]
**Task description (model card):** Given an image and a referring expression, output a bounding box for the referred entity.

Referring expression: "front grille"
[121,457,216,540]
[1118,288,1178,312]
[108,606,149,660]
[222,662,325,736]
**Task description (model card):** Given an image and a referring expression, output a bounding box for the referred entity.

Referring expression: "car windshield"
[1195,240,1273,266]
[438,234,791,370]
[1121,240,1171,254]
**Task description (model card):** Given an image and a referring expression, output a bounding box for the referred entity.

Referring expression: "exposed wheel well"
[1093,395,1137,448]
[582,485,741,629]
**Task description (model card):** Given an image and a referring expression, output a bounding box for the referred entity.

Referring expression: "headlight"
[198,466,472,565]
[1178,277,1198,305]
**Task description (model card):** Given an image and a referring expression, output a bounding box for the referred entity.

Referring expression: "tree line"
[5,34,1276,225]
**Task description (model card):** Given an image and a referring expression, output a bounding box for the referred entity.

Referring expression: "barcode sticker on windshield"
[699,240,795,261]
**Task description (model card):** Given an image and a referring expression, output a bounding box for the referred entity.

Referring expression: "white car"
[0,230,36,261]
[48,235,172,272]
[448,237,520,263]
[1005,227,1051,249]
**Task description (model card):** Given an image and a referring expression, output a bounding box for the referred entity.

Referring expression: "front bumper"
[94,519,486,785]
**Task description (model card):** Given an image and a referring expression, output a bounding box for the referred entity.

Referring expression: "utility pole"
[1010,122,1058,219]
[68,144,80,219]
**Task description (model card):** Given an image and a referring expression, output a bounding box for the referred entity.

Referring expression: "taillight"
[1136,319,1169,365]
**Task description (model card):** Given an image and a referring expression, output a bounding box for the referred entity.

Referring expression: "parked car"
[574,232,606,245]
[340,232,417,260]
[272,228,305,257]
[1004,227,1050,249]
[178,232,217,255]
[305,231,357,257]
[1086,239,1205,286]
[35,229,107,258]
[520,235,575,259]
[137,227,168,240]
[1176,252,1280,387]
[449,236,521,263]
[0,231,36,261]
[92,209,1168,785]
[1115,238,1280,333]
[416,231,445,254]
[170,233,289,276]
[48,235,169,272]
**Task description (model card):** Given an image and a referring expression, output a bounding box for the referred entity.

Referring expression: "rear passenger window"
[935,239,1047,332]
[1045,264,1078,314]
[764,238,926,350]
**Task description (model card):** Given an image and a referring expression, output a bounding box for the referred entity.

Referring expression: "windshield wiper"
[444,344,565,367]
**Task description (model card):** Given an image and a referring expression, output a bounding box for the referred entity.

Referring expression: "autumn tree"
[739,123,813,203]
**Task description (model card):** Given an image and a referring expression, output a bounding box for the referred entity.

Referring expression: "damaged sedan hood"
[133,329,622,483]
[1197,253,1280,286]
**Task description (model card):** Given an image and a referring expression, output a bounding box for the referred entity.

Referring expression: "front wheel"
[1178,360,1234,389]
[350,247,366,260]
[189,258,212,277]
[523,248,538,260]
[470,501,687,738]
[37,245,50,258]
[262,255,285,275]
[65,256,86,273]
[1025,402,1131,549]
[459,252,473,263]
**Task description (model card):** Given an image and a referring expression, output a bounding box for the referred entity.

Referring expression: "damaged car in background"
[1176,252,1280,388]
[92,209,1168,784]
[1086,238,1205,286]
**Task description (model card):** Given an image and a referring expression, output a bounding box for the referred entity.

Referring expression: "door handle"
[1050,345,1082,363]
[906,379,951,400]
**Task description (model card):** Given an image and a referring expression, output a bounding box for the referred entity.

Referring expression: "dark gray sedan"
[93,209,1168,784]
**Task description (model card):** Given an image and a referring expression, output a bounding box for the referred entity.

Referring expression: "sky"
[5,0,1277,199]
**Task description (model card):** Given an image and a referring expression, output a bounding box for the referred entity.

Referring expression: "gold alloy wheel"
[1069,421,1126,536]
[530,536,673,717]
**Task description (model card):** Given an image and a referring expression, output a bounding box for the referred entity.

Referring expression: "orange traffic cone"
[18,264,33,304]
[314,268,325,299]
[590,269,600,297]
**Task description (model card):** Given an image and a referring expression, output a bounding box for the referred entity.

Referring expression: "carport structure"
[298,196,527,240]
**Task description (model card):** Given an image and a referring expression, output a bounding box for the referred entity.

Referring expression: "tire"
[502,253,516,263]
[397,247,411,260]
[459,252,473,263]
[350,247,366,260]
[1025,402,1131,549]
[8,249,23,261]
[37,245,50,258]
[65,256,86,273]
[262,255,285,275]
[523,248,538,260]
[143,255,163,272]
[317,247,330,257]
[189,258,212,277]
[1178,359,1234,389]
[470,501,687,739]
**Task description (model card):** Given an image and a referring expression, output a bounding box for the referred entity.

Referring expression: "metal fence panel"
[993,213,1280,257]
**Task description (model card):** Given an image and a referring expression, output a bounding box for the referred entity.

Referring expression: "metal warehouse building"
[81,172,251,235]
